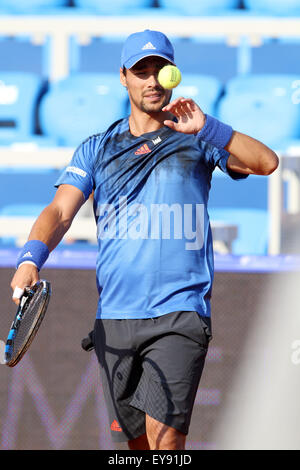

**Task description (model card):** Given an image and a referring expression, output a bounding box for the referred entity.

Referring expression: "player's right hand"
[11,263,40,305]
[162,97,206,135]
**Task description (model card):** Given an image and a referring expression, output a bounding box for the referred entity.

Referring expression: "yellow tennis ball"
[158,65,182,89]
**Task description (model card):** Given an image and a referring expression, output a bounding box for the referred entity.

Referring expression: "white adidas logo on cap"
[142,42,156,50]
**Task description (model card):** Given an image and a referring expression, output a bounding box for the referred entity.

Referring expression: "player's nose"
[146,72,161,88]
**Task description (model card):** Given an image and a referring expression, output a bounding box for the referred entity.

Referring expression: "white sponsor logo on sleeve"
[66,166,87,178]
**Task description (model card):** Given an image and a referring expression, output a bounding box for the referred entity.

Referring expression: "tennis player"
[10,30,278,450]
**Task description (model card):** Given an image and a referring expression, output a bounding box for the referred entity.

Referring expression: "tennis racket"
[5,279,51,367]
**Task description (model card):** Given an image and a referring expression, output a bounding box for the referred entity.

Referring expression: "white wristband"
[17,260,38,269]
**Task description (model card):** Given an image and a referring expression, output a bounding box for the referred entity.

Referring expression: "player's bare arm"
[224,131,279,176]
[162,97,279,176]
[11,184,85,304]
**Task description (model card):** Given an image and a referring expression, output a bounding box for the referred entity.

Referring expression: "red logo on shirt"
[135,144,151,155]
[111,420,122,432]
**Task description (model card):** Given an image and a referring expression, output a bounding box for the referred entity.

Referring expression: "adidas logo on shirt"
[135,144,151,155]
[22,251,33,258]
[110,420,122,432]
[142,42,156,50]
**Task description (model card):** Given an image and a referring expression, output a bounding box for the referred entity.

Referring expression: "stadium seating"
[0,168,61,211]
[209,207,269,255]
[0,167,58,246]
[244,0,300,16]
[73,0,154,14]
[224,74,300,96]
[0,0,70,14]
[0,203,45,216]
[0,72,45,142]
[218,74,300,150]
[39,73,128,147]
[209,170,269,211]
[158,0,240,15]
[172,74,223,116]
[208,170,270,255]
[0,11,296,255]
[0,167,59,246]
[0,202,48,247]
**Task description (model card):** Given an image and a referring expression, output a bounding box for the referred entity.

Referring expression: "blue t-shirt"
[55,117,245,319]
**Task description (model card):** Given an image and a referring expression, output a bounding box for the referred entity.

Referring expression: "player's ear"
[120,67,127,88]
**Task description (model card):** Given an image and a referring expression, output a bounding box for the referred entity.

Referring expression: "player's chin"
[142,97,170,113]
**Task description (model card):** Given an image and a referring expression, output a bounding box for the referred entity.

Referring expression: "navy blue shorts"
[93,310,212,442]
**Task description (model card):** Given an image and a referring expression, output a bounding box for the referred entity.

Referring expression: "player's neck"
[128,110,172,137]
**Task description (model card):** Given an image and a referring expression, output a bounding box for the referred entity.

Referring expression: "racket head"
[5,279,51,367]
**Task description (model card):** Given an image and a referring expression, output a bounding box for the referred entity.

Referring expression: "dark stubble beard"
[130,87,172,114]
[141,93,171,113]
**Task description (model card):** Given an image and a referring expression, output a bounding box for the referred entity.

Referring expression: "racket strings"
[7,282,50,365]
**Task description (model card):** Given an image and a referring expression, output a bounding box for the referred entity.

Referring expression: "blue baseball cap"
[121,30,175,69]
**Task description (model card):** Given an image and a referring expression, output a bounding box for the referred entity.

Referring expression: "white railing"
[0,146,73,168]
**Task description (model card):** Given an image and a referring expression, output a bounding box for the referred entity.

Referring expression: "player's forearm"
[27,203,73,252]
[225,130,279,175]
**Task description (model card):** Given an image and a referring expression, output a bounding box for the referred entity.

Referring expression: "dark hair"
[122,66,127,76]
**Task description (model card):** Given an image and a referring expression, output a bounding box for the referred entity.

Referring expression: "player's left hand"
[162,97,206,134]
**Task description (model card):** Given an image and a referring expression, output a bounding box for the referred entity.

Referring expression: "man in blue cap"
[11,30,278,450]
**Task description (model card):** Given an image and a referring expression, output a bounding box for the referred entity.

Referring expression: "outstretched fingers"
[163,97,197,115]
[163,97,205,134]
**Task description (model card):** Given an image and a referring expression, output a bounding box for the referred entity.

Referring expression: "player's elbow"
[260,150,279,175]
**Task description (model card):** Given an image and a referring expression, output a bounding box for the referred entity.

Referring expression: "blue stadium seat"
[0,168,61,211]
[244,0,300,16]
[0,72,44,142]
[209,170,269,210]
[218,74,300,149]
[0,168,59,246]
[73,0,153,14]
[0,202,47,247]
[172,74,223,116]
[158,0,239,15]
[209,207,269,255]
[39,73,128,147]
[208,170,270,255]
[0,0,69,14]
[0,203,45,216]
[224,74,300,95]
